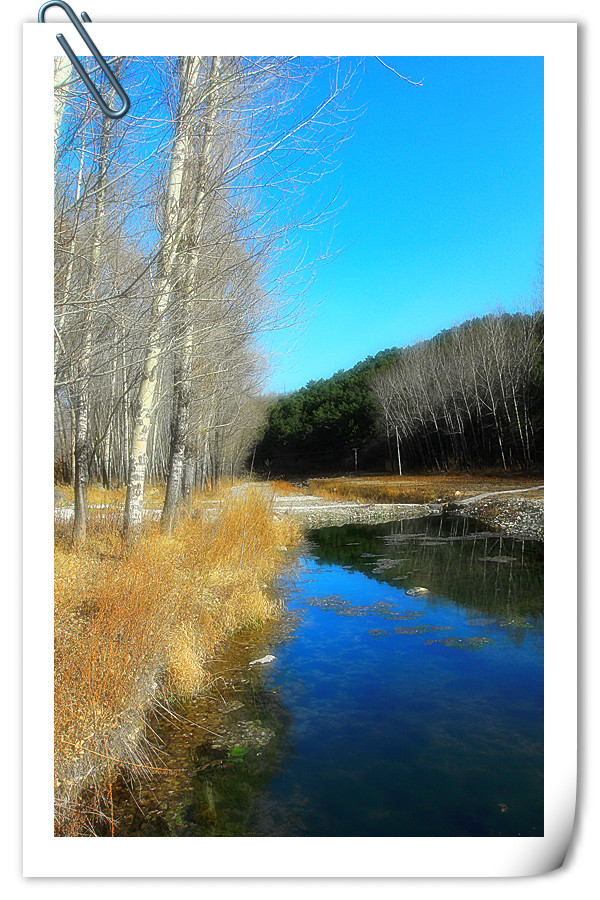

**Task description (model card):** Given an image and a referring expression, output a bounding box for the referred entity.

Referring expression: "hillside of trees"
[255,349,401,472]
[255,309,543,475]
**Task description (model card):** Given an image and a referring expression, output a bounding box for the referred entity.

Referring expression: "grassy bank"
[308,472,544,505]
[54,484,299,835]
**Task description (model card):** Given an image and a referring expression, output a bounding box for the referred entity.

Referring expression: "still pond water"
[113,515,543,838]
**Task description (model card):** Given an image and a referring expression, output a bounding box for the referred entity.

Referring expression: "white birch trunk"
[161,56,223,534]
[124,57,204,538]
[395,425,402,476]
[73,331,91,543]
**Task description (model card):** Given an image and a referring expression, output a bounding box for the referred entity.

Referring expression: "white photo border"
[23,20,577,878]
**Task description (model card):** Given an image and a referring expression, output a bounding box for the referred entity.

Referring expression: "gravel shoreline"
[277,502,431,530]
[274,492,544,541]
[451,496,544,541]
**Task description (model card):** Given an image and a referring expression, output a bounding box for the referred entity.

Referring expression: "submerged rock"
[211,720,276,751]
[394,625,454,635]
[376,609,425,621]
[337,606,371,617]
[301,595,349,612]
[249,655,276,666]
[372,560,401,574]
[424,636,495,650]
[222,700,245,713]
[499,615,533,628]
[479,555,518,563]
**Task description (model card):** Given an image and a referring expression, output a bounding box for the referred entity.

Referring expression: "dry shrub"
[54,485,300,834]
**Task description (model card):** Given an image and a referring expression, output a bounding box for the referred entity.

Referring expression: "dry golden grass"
[309,472,544,505]
[56,481,166,508]
[54,485,300,834]
[268,479,307,495]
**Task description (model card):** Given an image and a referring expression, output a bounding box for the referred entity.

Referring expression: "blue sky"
[263,55,543,394]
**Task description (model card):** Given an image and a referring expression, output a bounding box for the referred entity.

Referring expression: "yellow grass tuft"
[164,624,209,698]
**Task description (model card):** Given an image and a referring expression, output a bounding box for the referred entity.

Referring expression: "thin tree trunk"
[54,56,72,159]
[71,109,114,542]
[161,327,193,532]
[54,392,69,480]
[73,331,91,543]
[55,121,87,377]
[121,332,130,485]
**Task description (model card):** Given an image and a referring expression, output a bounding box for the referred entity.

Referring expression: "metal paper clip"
[38,1,130,119]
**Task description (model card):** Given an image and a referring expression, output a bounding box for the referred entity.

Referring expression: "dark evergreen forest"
[255,310,543,475]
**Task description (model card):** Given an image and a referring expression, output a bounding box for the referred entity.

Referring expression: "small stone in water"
[249,655,276,666]
[406,587,431,597]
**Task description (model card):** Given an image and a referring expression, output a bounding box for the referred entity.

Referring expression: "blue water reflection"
[251,516,543,836]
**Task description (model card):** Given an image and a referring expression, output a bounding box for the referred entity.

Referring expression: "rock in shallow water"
[406,586,431,597]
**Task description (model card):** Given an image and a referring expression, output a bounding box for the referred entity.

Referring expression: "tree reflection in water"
[308,515,543,636]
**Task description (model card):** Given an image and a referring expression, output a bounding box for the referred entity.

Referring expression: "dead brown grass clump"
[54,486,299,834]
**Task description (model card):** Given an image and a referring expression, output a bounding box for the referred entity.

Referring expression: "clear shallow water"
[112,515,543,837]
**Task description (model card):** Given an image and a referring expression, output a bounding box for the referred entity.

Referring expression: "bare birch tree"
[123,56,208,537]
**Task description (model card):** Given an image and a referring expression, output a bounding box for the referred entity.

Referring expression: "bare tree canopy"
[53,56,359,541]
